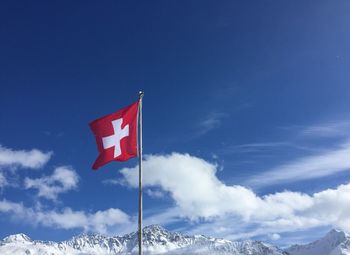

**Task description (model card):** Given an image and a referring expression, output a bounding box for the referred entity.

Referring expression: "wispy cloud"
[196,112,227,137]
[102,178,126,186]
[279,120,350,140]
[222,142,290,154]
[247,141,350,187]
[24,166,79,200]
[226,121,350,155]
[145,189,165,199]
[300,121,350,138]
[143,207,183,228]
[0,172,8,189]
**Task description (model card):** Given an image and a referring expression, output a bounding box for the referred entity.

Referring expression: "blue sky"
[1,0,350,247]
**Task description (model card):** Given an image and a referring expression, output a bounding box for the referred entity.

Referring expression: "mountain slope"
[0,225,287,255]
[285,229,350,255]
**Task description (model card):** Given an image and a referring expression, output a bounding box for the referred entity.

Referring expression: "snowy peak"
[2,233,31,243]
[286,229,350,255]
[129,224,172,239]
[0,225,287,255]
[142,225,176,246]
[2,227,350,255]
[143,224,166,233]
[323,229,348,243]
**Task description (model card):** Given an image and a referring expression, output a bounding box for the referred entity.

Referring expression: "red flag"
[89,101,139,170]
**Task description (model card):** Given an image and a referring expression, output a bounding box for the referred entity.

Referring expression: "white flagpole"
[138,91,144,255]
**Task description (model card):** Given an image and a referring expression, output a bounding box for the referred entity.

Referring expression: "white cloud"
[248,142,350,187]
[120,153,237,219]
[197,112,227,136]
[102,178,125,186]
[39,208,130,233]
[0,172,8,188]
[143,207,182,227]
[145,189,165,199]
[0,199,130,234]
[0,200,26,215]
[0,145,129,235]
[301,121,350,138]
[0,145,52,170]
[222,142,289,154]
[118,153,350,236]
[24,166,79,200]
[269,233,281,241]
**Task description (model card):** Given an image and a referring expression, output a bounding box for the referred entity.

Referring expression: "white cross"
[102,118,129,158]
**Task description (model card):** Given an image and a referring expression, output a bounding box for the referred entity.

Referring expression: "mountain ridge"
[0,225,286,255]
[285,228,350,255]
[0,225,348,255]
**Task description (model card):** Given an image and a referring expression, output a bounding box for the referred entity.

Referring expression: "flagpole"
[138,91,144,255]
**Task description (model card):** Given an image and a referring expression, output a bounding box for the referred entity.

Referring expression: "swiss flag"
[89,101,139,170]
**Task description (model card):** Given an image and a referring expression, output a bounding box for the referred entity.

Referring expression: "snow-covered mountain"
[286,229,350,255]
[0,225,287,255]
[2,225,350,255]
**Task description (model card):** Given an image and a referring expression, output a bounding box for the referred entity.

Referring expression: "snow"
[2,233,32,243]
[0,225,286,255]
[2,225,349,255]
[286,229,350,255]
